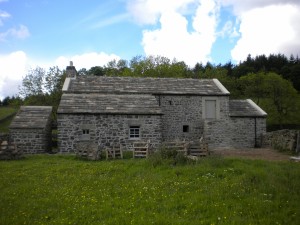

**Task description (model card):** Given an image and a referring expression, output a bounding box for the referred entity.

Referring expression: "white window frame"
[129,126,141,140]
[202,97,220,120]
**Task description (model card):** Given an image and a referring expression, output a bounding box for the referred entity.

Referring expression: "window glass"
[129,126,140,139]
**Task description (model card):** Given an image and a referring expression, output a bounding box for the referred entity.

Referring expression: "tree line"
[2,53,300,128]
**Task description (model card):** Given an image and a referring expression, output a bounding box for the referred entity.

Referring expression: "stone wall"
[263,129,299,152]
[58,114,162,153]
[0,141,23,160]
[9,128,52,154]
[204,117,266,149]
[76,141,100,160]
[0,133,8,143]
[157,95,230,142]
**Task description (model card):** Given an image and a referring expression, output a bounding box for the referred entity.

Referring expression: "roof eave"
[57,111,163,115]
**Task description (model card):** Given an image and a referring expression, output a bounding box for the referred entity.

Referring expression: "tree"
[264,73,299,126]
[78,68,88,76]
[104,59,130,76]
[19,67,45,98]
[88,66,105,76]
[239,72,299,126]
[239,72,268,104]
[19,66,66,118]
[1,96,10,106]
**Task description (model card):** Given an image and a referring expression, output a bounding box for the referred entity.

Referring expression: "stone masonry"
[158,95,204,141]
[57,63,267,152]
[158,95,229,142]
[263,129,299,152]
[205,117,266,149]
[9,106,52,154]
[58,114,162,153]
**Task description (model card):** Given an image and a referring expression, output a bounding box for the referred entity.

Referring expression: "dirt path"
[211,148,292,161]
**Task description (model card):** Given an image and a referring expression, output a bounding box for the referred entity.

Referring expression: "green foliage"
[0,155,299,224]
[19,67,45,98]
[147,148,192,167]
[239,72,268,104]
[239,72,300,126]
[18,66,66,120]
[88,66,105,76]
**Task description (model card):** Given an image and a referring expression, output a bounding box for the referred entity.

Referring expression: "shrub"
[148,148,192,167]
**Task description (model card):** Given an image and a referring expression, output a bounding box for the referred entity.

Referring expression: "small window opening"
[82,129,89,135]
[129,126,140,139]
[169,100,173,105]
[183,125,189,133]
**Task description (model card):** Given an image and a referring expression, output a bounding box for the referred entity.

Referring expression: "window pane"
[205,100,216,119]
[129,126,140,139]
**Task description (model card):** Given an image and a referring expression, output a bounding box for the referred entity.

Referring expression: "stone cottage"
[9,106,53,154]
[57,63,267,153]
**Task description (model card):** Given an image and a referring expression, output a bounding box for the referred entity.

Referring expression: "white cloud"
[127,0,197,25]
[140,0,219,66]
[220,0,300,15]
[231,4,300,62]
[0,51,29,99]
[55,52,120,70]
[0,10,10,26]
[0,51,121,99]
[0,25,30,41]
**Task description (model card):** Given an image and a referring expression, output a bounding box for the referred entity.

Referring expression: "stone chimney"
[66,61,77,78]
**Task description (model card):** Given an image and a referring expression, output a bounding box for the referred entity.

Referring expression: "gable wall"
[58,114,162,153]
[156,95,230,142]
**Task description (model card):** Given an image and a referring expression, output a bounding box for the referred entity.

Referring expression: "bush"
[148,148,192,167]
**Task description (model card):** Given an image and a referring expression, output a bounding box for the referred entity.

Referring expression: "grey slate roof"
[57,93,162,115]
[229,100,267,117]
[9,106,52,129]
[66,76,229,96]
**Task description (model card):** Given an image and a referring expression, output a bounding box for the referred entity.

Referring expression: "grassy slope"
[0,107,17,133]
[0,155,299,225]
[0,107,16,120]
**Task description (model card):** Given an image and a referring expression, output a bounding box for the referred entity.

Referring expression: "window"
[81,129,90,140]
[183,125,189,133]
[205,100,216,119]
[129,126,140,139]
[82,129,89,135]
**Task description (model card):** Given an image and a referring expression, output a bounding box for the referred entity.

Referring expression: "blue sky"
[0,0,300,99]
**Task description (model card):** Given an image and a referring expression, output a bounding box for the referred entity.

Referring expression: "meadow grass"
[0,107,17,132]
[0,107,16,120]
[0,154,299,225]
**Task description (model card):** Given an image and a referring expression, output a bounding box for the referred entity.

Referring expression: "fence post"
[296,131,300,155]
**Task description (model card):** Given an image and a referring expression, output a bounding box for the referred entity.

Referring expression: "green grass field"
[0,155,299,225]
[0,107,17,133]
